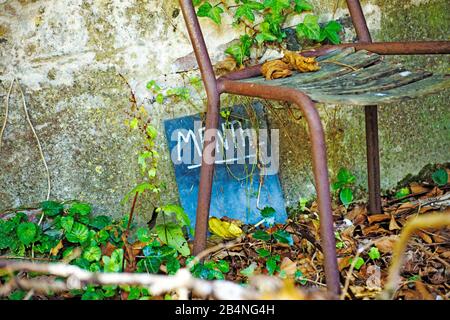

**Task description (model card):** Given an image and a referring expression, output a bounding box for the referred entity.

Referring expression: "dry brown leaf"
[346,205,367,222]
[365,265,382,291]
[261,60,292,80]
[416,230,433,244]
[367,214,391,224]
[102,242,117,256]
[409,182,430,194]
[426,186,444,198]
[362,224,389,236]
[279,257,297,278]
[214,56,239,76]
[415,281,434,300]
[337,256,352,271]
[389,215,401,230]
[282,51,320,72]
[375,236,398,253]
[395,202,416,215]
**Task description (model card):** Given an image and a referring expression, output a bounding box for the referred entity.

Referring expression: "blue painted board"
[164,103,286,236]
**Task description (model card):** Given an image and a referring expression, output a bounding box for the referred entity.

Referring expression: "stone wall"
[0,0,448,218]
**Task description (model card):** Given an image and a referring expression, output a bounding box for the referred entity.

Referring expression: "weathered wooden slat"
[307,75,450,105]
[318,71,432,95]
[293,63,405,90]
[315,47,355,61]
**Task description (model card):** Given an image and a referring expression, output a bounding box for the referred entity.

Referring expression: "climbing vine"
[194,0,343,65]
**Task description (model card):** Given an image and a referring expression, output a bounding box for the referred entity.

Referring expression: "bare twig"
[0,78,14,152]
[0,260,257,300]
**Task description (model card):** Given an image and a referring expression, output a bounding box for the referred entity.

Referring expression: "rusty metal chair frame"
[179,0,450,297]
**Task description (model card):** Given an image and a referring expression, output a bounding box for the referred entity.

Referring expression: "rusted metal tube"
[346,0,372,42]
[179,0,221,255]
[320,41,450,55]
[179,0,218,100]
[193,96,220,255]
[345,0,382,215]
[218,79,341,297]
[365,106,382,214]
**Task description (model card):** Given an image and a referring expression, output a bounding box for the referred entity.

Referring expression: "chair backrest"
[178,0,372,84]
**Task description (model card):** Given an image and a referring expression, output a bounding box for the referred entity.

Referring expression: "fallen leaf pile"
[261,51,320,80]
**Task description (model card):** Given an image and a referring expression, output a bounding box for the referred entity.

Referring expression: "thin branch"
[0,78,14,152]
[0,260,258,300]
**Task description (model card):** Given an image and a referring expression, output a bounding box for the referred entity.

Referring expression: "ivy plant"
[332,168,356,208]
[194,0,343,65]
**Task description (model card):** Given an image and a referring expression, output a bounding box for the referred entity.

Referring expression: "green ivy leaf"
[61,216,74,233]
[9,290,27,300]
[197,2,224,25]
[252,230,271,241]
[156,222,190,256]
[432,168,448,186]
[395,187,410,199]
[331,181,344,192]
[41,201,64,217]
[217,260,230,273]
[83,246,102,262]
[137,227,152,243]
[263,0,290,14]
[266,254,280,275]
[273,230,293,246]
[102,249,123,272]
[166,257,181,275]
[340,187,353,208]
[225,35,253,66]
[235,2,264,22]
[256,248,271,258]
[69,202,92,216]
[66,222,89,243]
[368,247,380,260]
[255,32,278,44]
[351,257,365,270]
[89,215,112,230]
[296,14,321,41]
[293,0,313,13]
[319,20,342,44]
[295,270,307,285]
[160,204,190,227]
[337,168,356,184]
[17,222,38,246]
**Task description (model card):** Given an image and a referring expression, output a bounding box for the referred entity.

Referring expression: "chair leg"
[193,98,220,256]
[292,97,341,298]
[364,105,382,214]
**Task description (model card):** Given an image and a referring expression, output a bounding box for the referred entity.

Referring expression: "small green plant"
[194,0,343,66]
[332,168,356,208]
[431,168,448,187]
[395,187,410,199]
[334,231,345,249]
[368,247,380,260]
[187,258,230,280]
[350,256,365,270]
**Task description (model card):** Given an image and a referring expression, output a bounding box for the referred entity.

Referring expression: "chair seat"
[240,47,450,105]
